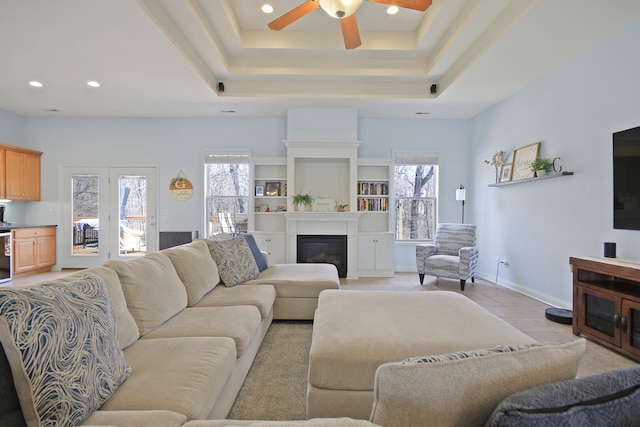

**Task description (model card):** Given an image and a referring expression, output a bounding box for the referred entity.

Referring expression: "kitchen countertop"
[0,224,57,232]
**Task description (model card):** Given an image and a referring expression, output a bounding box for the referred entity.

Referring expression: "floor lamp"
[456,185,466,224]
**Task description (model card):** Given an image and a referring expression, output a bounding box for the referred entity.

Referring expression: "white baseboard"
[475,270,572,310]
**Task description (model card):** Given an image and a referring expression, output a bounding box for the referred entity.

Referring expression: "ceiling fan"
[267,0,433,50]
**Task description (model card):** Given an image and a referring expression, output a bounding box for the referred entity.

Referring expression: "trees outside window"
[394,164,438,240]
[205,152,250,237]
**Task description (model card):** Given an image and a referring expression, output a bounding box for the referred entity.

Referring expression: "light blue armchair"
[415,223,479,291]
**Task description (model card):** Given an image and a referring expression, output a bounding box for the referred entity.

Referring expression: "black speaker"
[604,242,616,258]
[430,84,437,94]
[218,82,225,93]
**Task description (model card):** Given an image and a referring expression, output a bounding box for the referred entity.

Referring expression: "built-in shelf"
[489,171,574,187]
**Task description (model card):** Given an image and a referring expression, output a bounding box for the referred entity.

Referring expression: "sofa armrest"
[415,244,438,274]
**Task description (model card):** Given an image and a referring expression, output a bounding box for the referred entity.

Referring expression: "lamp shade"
[456,188,466,201]
[318,0,364,18]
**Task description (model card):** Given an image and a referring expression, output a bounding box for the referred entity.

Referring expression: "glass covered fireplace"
[297,234,347,278]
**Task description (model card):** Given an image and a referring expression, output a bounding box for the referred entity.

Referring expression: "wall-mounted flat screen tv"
[613,125,640,230]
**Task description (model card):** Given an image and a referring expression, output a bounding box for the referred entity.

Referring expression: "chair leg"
[471,276,475,283]
[460,279,466,291]
[419,273,425,285]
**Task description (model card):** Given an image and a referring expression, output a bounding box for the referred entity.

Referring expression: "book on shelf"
[358,198,388,212]
[358,182,388,196]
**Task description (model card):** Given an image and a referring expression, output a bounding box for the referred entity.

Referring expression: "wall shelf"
[489,171,574,187]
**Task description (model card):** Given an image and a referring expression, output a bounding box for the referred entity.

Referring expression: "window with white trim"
[393,151,438,240]
[205,150,250,237]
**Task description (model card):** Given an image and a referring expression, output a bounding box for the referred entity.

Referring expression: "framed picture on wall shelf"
[500,163,513,182]
[255,185,264,196]
[511,142,541,181]
[265,182,281,196]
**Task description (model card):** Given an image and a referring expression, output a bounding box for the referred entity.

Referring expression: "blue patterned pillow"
[206,237,260,287]
[0,274,131,427]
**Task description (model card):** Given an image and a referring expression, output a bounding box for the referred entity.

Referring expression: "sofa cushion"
[141,306,262,357]
[486,365,640,426]
[0,275,131,427]
[201,237,259,287]
[106,252,188,336]
[101,336,236,420]
[59,265,140,349]
[369,339,586,427]
[245,264,340,298]
[243,234,269,272]
[81,410,187,427]
[195,284,276,319]
[162,240,221,306]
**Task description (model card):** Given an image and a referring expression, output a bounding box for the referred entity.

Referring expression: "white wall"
[470,19,640,308]
[0,114,470,270]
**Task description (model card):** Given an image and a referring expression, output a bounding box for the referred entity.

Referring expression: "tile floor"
[7,269,638,378]
[341,272,638,378]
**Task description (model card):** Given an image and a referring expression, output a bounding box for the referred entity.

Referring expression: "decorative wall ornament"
[484,150,507,184]
[169,170,193,201]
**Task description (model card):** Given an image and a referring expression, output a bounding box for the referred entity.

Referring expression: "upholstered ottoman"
[245,264,340,320]
[307,290,536,419]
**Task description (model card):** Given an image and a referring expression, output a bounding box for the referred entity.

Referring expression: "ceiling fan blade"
[340,14,361,50]
[268,1,320,31]
[368,0,432,12]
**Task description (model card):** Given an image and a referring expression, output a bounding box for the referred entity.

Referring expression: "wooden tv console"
[570,256,640,362]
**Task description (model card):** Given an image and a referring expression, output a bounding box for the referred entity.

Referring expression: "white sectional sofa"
[0,237,340,427]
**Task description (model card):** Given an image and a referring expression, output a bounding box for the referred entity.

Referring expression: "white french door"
[60,166,157,268]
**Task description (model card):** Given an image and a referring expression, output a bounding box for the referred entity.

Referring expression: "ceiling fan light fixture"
[318,0,364,19]
[387,6,399,15]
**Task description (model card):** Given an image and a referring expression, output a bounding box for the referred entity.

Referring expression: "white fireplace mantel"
[284,212,361,279]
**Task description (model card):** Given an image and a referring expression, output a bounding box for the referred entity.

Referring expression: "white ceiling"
[1,0,639,119]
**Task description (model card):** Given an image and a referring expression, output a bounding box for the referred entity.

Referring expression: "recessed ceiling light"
[87,81,101,88]
[262,4,273,13]
[387,6,399,15]
[29,81,43,88]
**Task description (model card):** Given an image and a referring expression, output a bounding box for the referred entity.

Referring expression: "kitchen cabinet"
[3,145,42,201]
[13,227,56,276]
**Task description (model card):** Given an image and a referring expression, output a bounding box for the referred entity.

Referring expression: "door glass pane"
[119,175,147,256]
[632,308,640,349]
[585,293,615,337]
[72,175,99,255]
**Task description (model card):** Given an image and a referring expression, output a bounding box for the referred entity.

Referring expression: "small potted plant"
[292,191,313,211]
[530,156,553,177]
[335,203,349,212]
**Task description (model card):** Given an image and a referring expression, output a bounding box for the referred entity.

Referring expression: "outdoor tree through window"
[394,152,438,240]
[205,152,250,237]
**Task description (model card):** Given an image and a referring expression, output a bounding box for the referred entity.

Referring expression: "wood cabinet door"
[0,149,5,199]
[5,150,25,200]
[621,299,640,360]
[576,286,621,347]
[36,235,56,268]
[23,153,41,201]
[13,238,36,273]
